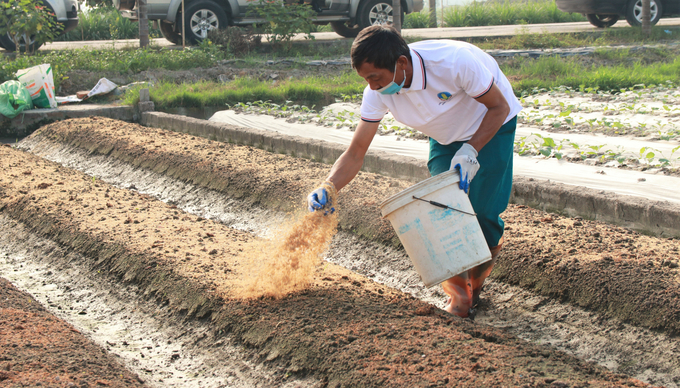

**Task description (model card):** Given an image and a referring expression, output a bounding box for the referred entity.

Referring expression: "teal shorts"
[427,116,517,248]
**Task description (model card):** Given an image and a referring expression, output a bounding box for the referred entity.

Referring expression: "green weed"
[57,7,161,41]
[442,0,586,27]
[123,73,364,109]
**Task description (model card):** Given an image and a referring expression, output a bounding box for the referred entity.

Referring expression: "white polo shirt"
[360,40,522,145]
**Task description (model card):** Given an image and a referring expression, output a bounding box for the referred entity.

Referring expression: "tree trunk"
[641,0,651,36]
[429,0,437,28]
[393,0,402,32]
[138,0,149,47]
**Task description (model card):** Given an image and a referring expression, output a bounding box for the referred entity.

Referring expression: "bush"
[442,0,586,27]
[57,7,161,41]
[247,0,316,49]
[0,0,63,54]
[207,27,261,57]
[403,9,432,29]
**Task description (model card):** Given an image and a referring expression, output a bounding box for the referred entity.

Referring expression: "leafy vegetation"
[57,7,161,41]
[122,74,365,108]
[246,0,317,49]
[442,0,586,27]
[504,50,680,95]
[0,0,63,54]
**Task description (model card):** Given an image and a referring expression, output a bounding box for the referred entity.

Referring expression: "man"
[307,26,522,318]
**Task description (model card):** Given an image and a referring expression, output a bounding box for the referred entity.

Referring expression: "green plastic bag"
[0,80,33,119]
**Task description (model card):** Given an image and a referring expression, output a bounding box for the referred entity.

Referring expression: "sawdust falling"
[237,183,339,299]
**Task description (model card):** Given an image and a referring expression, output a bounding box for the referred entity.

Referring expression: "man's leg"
[428,117,516,316]
[465,116,515,306]
[469,237,503,306]
[441,272,472,316]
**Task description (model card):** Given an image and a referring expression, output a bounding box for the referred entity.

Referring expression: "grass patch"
[120,47,680,109]
[57,7,161,41]
[442,0,586,27]
[467,26,680,50]
[123,73,365,108]
[503,51,680,94]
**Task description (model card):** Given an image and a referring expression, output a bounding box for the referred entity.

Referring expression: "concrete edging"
[1,105,137,138]
[141,111,680,239]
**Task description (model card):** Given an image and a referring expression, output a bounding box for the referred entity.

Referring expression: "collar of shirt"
[400,48,427,93]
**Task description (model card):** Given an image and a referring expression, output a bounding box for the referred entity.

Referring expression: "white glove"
[449,143,479,194]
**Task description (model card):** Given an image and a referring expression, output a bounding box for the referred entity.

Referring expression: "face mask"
[377,63,406,95]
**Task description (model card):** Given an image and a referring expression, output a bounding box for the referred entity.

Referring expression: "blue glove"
[449,143,480,194]
[307,185,335,214]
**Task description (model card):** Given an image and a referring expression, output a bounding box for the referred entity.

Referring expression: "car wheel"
[625,0,662,26]
[0,32,44,53]
[183,0,228,44]
[586,14,619,27]
[330,21,361,38]
[357,0,405,30]
[160,21,182,45]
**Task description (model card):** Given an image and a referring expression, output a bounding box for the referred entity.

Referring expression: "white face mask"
[377,63,406,95]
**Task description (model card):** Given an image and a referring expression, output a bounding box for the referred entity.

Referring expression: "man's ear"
[397,55,409,68]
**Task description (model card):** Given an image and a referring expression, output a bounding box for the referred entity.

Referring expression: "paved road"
[3,17,679,52]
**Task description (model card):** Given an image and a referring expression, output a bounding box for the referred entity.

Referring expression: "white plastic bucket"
[379,170,492,288]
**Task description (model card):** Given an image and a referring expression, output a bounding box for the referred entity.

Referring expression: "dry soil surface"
[0,277,146,387]
[1,118,680,387]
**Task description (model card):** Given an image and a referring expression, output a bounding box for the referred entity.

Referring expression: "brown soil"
[24,117,680,335]
[0,277,146,388]
[2,117,679,386]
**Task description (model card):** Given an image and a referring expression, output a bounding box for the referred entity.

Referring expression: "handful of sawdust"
[237,182,338,299]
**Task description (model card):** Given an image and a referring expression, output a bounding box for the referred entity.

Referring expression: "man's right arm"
[326,119,380,192]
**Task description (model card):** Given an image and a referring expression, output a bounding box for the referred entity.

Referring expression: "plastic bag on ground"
[55,78,119,105]
[0,80,34,119]
[16,64,57,109]
[87,78,118,98]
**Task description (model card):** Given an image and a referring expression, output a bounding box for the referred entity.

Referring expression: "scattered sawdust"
[238,183,338,299]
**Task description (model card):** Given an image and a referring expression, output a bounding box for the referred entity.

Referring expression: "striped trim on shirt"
[412,49,427,90]
[473,77,494,99]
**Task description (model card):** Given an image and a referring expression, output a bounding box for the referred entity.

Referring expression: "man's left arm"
[467,83,510,153]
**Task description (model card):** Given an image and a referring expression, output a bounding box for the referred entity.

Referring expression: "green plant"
[58,7,161,41]
[0,0,63,54]
[403,9,430,29]
[207,27,261,56]
[442,0,586,28]
[247,0,316,50]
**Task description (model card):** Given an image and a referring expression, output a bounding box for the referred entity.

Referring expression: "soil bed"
[0,276,146,387]
[19,117,680,335]
[0,125,666,387]
[14,135,680,386]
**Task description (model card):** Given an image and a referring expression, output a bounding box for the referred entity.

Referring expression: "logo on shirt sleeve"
[437,91,452,105]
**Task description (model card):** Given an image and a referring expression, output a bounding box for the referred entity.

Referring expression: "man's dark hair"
[351,25,411,70]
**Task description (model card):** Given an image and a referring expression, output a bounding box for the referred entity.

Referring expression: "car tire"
[357,0,405,30]
[330,21,361,38]
[0,0,57,53]
[0,32,45,53]
[625,0,662,26]
[160,21,182,45]
[183,0,228,44]
[586,14,619,27]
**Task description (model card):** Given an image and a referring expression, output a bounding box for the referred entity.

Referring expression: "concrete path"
[209,110,680,205]
[5,17,679,52]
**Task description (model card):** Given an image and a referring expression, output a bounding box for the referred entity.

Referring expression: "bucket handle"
[412,196,477,216]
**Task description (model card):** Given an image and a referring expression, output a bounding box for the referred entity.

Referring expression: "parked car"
[555,0,678,28]
[0,0,79,52]
[113,0,423,44]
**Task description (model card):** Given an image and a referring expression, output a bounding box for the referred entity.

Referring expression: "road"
[3,17,679,52]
